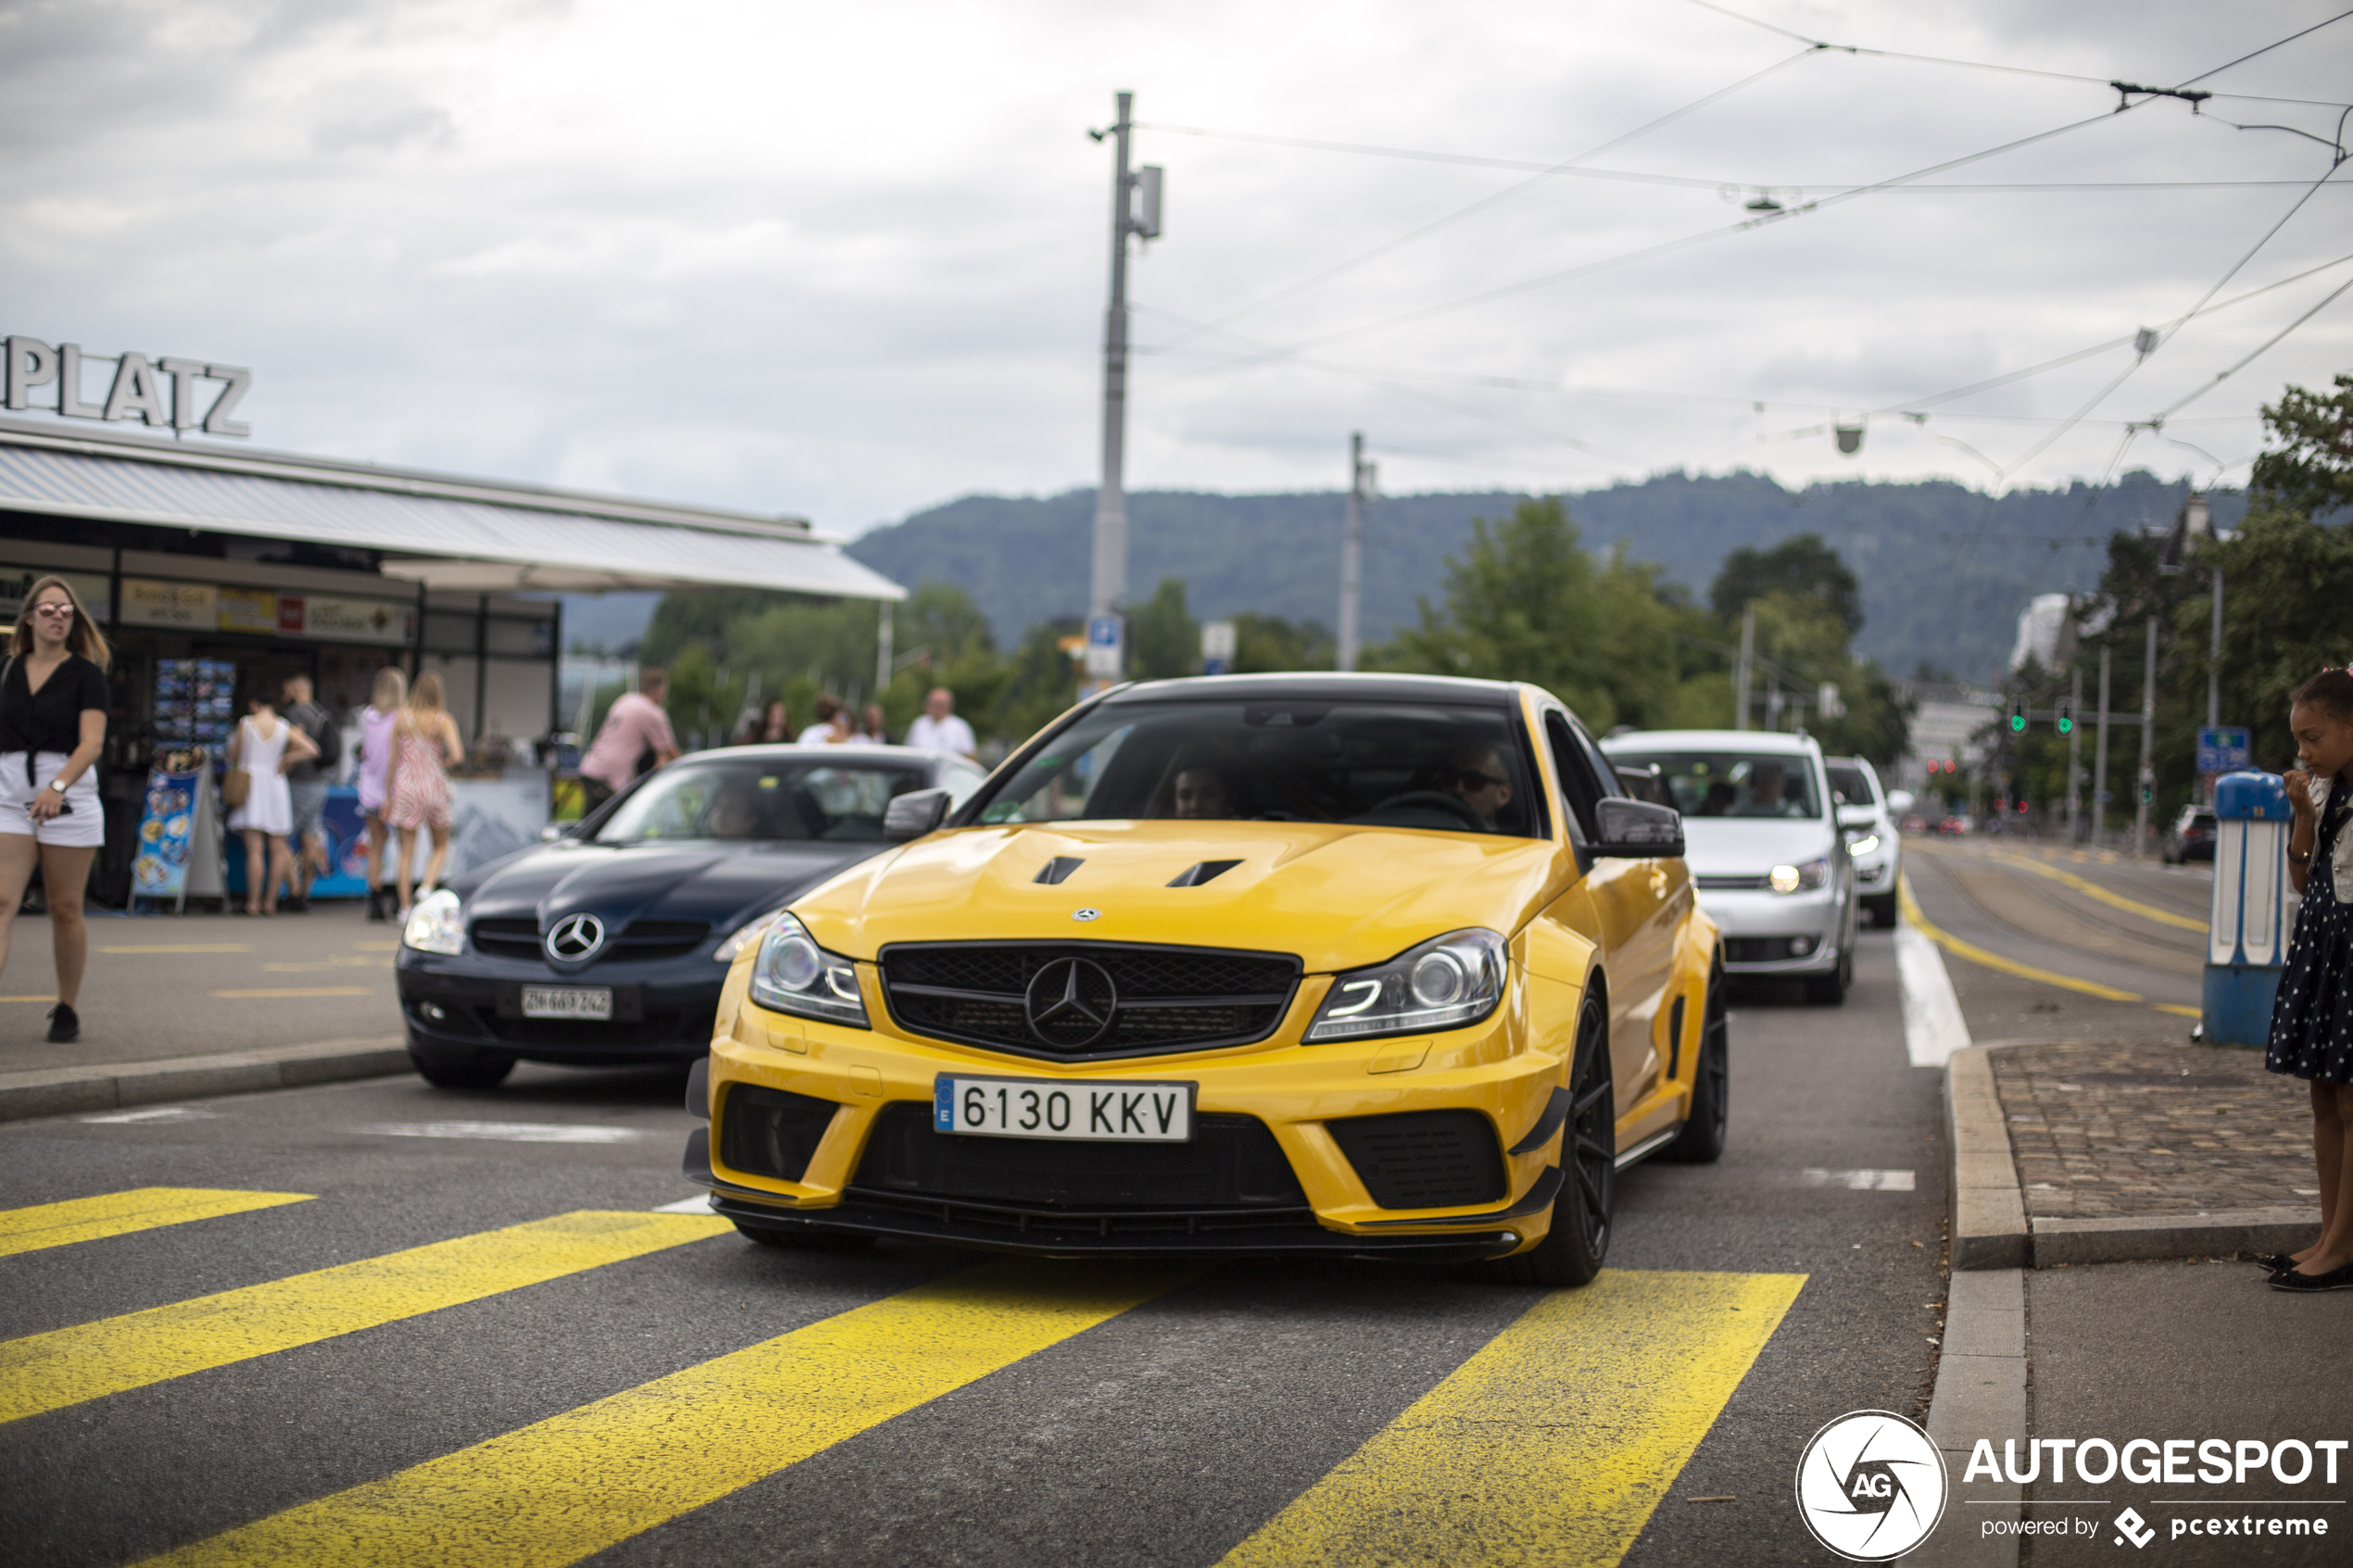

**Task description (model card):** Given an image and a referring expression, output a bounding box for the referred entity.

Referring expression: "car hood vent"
[1034,857,1085,885]
[1166,859,1242,887]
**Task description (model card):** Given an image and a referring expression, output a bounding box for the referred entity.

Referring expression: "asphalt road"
[1,933,1946,1568]
[1902,835,2212,1046]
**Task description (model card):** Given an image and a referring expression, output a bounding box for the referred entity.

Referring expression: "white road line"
[651,1195,715,1213]
[80,1107,223,1124]
[349,1122,644,1145]
[1895,920,1973,1068]
[1800,1168,1917,1191]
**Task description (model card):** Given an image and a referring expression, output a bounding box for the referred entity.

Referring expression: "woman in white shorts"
[0,575,111,1045]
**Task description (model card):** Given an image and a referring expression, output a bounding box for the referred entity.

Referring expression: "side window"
[940,761,988,809]
[1543,712,1604,843]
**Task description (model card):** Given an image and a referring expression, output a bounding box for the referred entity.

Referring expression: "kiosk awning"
[0,421,904,601]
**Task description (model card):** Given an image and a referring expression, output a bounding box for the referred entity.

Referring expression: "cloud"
[0,0,2346,541]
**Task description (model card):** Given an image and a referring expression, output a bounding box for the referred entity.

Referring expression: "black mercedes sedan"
[395,744,989,1087]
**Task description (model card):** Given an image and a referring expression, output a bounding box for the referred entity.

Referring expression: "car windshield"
[970,699,1541,837]
[593,759,929,844]
[1605,749,1824,820]
[1825,765,1876,809]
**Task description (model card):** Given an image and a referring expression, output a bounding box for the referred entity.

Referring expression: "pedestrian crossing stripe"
[135,1259,1191,1568]
[1215,1269,1806,1568]
[0,1187,314,1261]
[0,1210,729,1425]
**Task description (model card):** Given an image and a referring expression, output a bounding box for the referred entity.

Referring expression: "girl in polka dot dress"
[2265,668,2353,1291]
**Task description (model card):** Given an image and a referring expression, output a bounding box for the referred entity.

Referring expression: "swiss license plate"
[935,1075,1194,1143]
[521,985,613,1021]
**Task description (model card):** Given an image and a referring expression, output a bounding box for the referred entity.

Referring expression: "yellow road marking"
[100,945,253,954]
[207,987,374,998]
[0,1210,729,1425]
[0,1188,312,1260]
[1898,874,2145,1003]
[350,941,400,952]
[1218,1270,1805,1568]
[140,1259,1189,1568]
[2153,1003,2203,1019]
[1985,849,2207,932]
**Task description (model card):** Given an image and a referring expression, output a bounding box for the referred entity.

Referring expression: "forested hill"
[844,471,2244,682]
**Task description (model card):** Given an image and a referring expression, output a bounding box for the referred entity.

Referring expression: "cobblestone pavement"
[1991,1040,2322,1218]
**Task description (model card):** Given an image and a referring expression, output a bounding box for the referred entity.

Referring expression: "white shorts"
[0,752,104,848]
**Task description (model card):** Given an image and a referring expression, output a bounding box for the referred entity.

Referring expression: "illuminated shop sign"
[5,335,252,437]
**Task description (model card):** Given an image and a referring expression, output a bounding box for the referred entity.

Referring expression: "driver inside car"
[708,784,763,840]
[1743,761,1802,817]
[1172,763,1236,819]
[1443,746,1514,830]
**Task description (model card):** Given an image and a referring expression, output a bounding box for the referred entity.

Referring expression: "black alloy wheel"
[408,1047,516,1089]
[1487,997,1614,1287]
[1662,961,1730,1163]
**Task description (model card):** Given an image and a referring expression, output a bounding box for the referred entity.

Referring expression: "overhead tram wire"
[1163,100,2154,383]
[2148,262,2353,421]
[1135,44,1823,351]
[1682,0,2353,107]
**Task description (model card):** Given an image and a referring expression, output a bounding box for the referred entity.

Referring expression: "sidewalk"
[1,902,410,1120]
[1921,1040,2347,1567]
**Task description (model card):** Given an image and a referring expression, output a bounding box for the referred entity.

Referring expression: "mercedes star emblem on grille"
[544,912,606,963]
[1024,957,1118,1047]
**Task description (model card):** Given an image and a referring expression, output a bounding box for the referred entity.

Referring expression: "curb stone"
[1913,1269,2026,1568]
[0,1036,409,1123]
[1944,1044,2320,1268]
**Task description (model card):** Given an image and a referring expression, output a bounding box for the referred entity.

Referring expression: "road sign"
[1200,620,1236,676]
[1085,614,1124,679]
[2196,726,2250,774]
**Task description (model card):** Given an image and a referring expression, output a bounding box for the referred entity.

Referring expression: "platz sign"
[6,335,251,437]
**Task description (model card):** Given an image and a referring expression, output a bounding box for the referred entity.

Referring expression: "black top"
[283,699,330,784]
[0,654,108,776]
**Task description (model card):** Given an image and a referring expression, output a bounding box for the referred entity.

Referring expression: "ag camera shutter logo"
[1794,1410,1948,1561]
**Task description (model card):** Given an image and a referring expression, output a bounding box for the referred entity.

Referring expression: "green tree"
[1231,612,1334,673]
[1128,577,1200,680]
[1709,533,1864,638]
[2249,373,2353,519]
[992,620,1083,747]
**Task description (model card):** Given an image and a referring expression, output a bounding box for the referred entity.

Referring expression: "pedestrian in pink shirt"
[579,669,680,811]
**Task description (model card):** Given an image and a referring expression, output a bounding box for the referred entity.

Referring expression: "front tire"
[1865,892,1898,928]
[1805,942,1852,1006]
[409,1047,516,1089]
[1662,963,1729,1164]
[1485,997,1613,1287]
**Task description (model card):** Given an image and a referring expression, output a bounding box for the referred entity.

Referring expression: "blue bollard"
[2201,771,2295,1047]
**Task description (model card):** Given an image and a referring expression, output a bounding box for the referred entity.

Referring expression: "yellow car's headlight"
[714,907,788,962]
[1305,928,1506,1043]
[749,912,868,1028]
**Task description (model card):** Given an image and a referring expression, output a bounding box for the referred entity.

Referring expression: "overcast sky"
[3,0,2347,538]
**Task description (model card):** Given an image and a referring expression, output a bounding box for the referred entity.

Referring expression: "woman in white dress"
[227,696,318,916]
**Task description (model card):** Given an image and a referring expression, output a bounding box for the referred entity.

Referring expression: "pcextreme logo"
[1794,1410,1950,1562]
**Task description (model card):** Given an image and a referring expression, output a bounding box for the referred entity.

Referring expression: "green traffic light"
[2057,715,2073,734]
[2009,713,2026,733]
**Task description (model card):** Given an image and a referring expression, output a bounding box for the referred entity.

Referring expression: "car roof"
[673,743,942,766]
[1107,671,1525,709]
[1600,728,1822,756]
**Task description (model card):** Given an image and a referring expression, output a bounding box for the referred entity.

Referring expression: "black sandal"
[2252,1252,2297,1274]
[2271,1261,2353,1293]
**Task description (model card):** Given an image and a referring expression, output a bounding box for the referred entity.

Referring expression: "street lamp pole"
[1089,91,1137,666]
[2095,645,2112,848]
[2135,614,2157,856]
[2068,664,2082,841]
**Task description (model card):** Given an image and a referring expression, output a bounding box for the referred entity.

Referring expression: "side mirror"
[1592,797,1684,859]
[1838,807,1878,833]
[539,822,578,842]
[884,787,951,843]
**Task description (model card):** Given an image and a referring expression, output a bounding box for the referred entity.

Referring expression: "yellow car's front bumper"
[686,971,1577,1261]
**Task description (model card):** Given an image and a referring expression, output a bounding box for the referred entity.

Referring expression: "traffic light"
[2056,701,2073,735]
[2009,700,2027,734]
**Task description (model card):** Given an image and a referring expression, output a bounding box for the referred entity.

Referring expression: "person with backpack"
[279,674,339,912]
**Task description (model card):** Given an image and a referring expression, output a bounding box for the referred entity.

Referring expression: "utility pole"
[2094,645,2112,848]
[2066,664,2083,841]
[1087,91,1156,681]
[2208,564,2223,730]
[1733,604,1755,731]
[2134,614,2157,856]
[1337,433,1374,672]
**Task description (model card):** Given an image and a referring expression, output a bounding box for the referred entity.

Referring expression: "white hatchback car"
[1603,729,1860,1004]
[1823,756,1901,928]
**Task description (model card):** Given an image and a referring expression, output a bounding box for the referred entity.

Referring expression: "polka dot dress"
[2269,777,2353,1086]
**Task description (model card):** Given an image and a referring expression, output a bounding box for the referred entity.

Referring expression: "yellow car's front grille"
[876,941,1301,1062]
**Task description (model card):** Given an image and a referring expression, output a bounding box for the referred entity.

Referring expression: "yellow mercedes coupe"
[683,673,1725,1286]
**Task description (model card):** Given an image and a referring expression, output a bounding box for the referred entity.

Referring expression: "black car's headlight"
[715,906,789,963]
[1768,857,1832,894]
[402,889,465,955]
[748,912,868,1028]
[1304,928,1507,1043]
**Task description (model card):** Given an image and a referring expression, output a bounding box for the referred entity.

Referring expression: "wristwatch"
[44,778,64,795]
